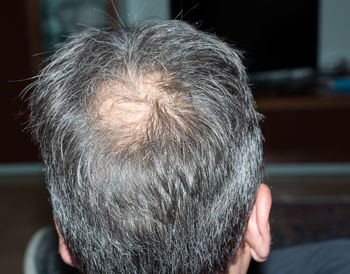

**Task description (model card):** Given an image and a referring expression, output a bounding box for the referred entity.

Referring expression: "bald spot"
[91,72,192,148]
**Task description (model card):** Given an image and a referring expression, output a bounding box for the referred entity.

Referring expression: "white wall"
[318,0,350,72]
[117,0,170,26]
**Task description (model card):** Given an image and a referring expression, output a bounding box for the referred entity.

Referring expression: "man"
[27,20,271,273]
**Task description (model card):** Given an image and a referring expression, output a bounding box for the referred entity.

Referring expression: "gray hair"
[27,20,263,273]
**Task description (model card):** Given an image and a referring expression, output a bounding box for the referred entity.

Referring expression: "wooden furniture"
[257,95,350,163]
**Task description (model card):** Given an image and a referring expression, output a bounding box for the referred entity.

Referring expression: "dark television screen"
[171,0,319,73]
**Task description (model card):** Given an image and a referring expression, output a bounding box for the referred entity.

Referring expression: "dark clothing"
[250,239,350,274]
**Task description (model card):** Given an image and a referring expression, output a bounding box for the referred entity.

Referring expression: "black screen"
[171,0,318,73]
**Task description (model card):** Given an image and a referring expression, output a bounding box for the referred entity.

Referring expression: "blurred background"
[1,0,350,273]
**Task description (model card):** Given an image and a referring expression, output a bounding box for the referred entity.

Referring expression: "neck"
[226,245,252,274]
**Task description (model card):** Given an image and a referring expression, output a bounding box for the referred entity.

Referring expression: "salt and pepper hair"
[28,20,263,273]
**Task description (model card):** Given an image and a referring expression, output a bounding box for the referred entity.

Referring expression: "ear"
[245,183,272,262]
[54,218,75,267]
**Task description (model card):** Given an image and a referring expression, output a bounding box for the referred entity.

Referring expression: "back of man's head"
[28,20,264,273]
